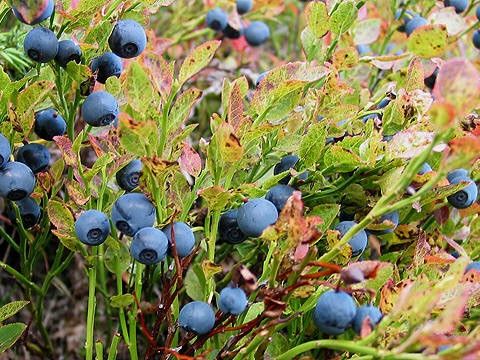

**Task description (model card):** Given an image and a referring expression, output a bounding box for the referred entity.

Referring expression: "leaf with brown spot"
[197,185,231,211]
[178,40,221,86]
[54,135,78,168]
[227,81,245,133]
[179,143,201,177]
[216,122,243,163]
[405,58,424,92]
[66,181,90,206]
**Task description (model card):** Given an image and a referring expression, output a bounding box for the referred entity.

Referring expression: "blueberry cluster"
[206,0,270,47]
[179,285,248,335]
[219,155,307,244]
[313,290,382,336]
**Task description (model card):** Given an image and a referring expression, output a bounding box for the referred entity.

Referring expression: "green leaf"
[353,18,382,45]
[84,153,113,182]
[169,88,202,132]
[301,28,324,61]
[329,0,357,35]
[305,2,329,38]
[123,62,158,117]
[299,123,327,168]
[198,186,232,211]
[310,204,340,233]
[104,242,131,274]
[65,62,92,83]
[242,302,264,324]
[0,323,26,352]
[323,145,362,172]
[266,333,289,357]
[407,25,448,58]
[178,40,221,86]
[105,76,122,96]
[46,200,74,231]
[0,301,29,322]
[185,263,207,301]
[110,294,134,308]
[366,263,394,292]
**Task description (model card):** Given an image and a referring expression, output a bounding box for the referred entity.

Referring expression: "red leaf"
[179,143,202,177]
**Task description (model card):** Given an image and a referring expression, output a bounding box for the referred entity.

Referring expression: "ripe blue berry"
[352,305,382,334]
[90,52,123,84]
[362,113,380,123]
[335,221,368,257]
[223,24,243,39]
[245,21,270,46]
[0,162,35,200]
[356,44,372,55]
[447,176,478,209]
[237,0,253,15]
[0,133,11,168]
[476,6,480,21]
[466,261,480,273]
[377,98,391,109]
[473,30,480,49]
[179,301,216,335]
[12,0,54,25]
[274,155,308,185]
[371,211,399,235]
[219,209,247,244]
[424,68,438,90]
[444,0,468,14]
[81,91,119,127]
[219,286,248,315]
[395,9,415,33]
[8,197,41,228]
[163,222,195,258]
[55,40,82,68]
[15,143,51,174]
[447,169,469,183]
[237,198,278,238]
[75,210,110,246]
[116,159,142,192]
[418,162,432,175]
[130,227,168,265]
[34,108,67,141]
[265,184,295,212]
[111,193,156,236]
[24,27,58,63]
[405,16,428,36]
[206,8,228,31]
[108,19,147,58]
[313,290,357,335]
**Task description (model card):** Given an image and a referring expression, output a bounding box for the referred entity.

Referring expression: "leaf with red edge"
[413,231,431,269]
[179,143,201,177]
[227,81,245,133]
[54,135,78,168]
[178,40,221,86]
[340,261,387,285]
[433,59,480,116]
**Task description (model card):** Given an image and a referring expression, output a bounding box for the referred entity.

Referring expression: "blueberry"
[265,184,295,212]
[370,211,399,235]
[405,16,428,36]
[223,24,243,39]
[163,222,195,258]
[466,261,480,273]
[447,169,469,183]
[130,227,168,265]
[335,221,368,257]
[362,113,380,123]
[244,21,270,47]
[108,19,147,58]
[424,68,438,90]
[0,162,36,200]
[179,301,216,335]
[377,98,391,109]
[24,27,58,63]
[447,176,478,209]
[90,52,123,84]
[395,9,415,32]
[15,143,51,174]
[274,155,308,185]
[382,135,394,142]
[256,71,268,87]
[476,6,480,21]
[8,197,41,228]
[0,133,11,168]
[418,163,432,175]
[473,30,480,50]
[313,290,357,335]
[81,91,119,127]
[237,198,278,237]
[444,0,468,14]
[12,0,54,25]
[219,286,248,315]
[237,0,253,15]
[206,8,228,31]
[116,159,142,192]
[55,40,82,68]
[219,209,247,244]
[352,305,382,334]
[34,108,67,141]
[75,210,110,246]
[111,193,156,236]
[356,44,372,55]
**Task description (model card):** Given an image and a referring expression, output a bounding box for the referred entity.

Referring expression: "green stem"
[0,261,42,294]
[0,226,19,252]
[107,334,121,360]
[86,248,98,360]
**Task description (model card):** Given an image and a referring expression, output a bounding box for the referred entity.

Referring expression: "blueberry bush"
[1,0,480,359]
